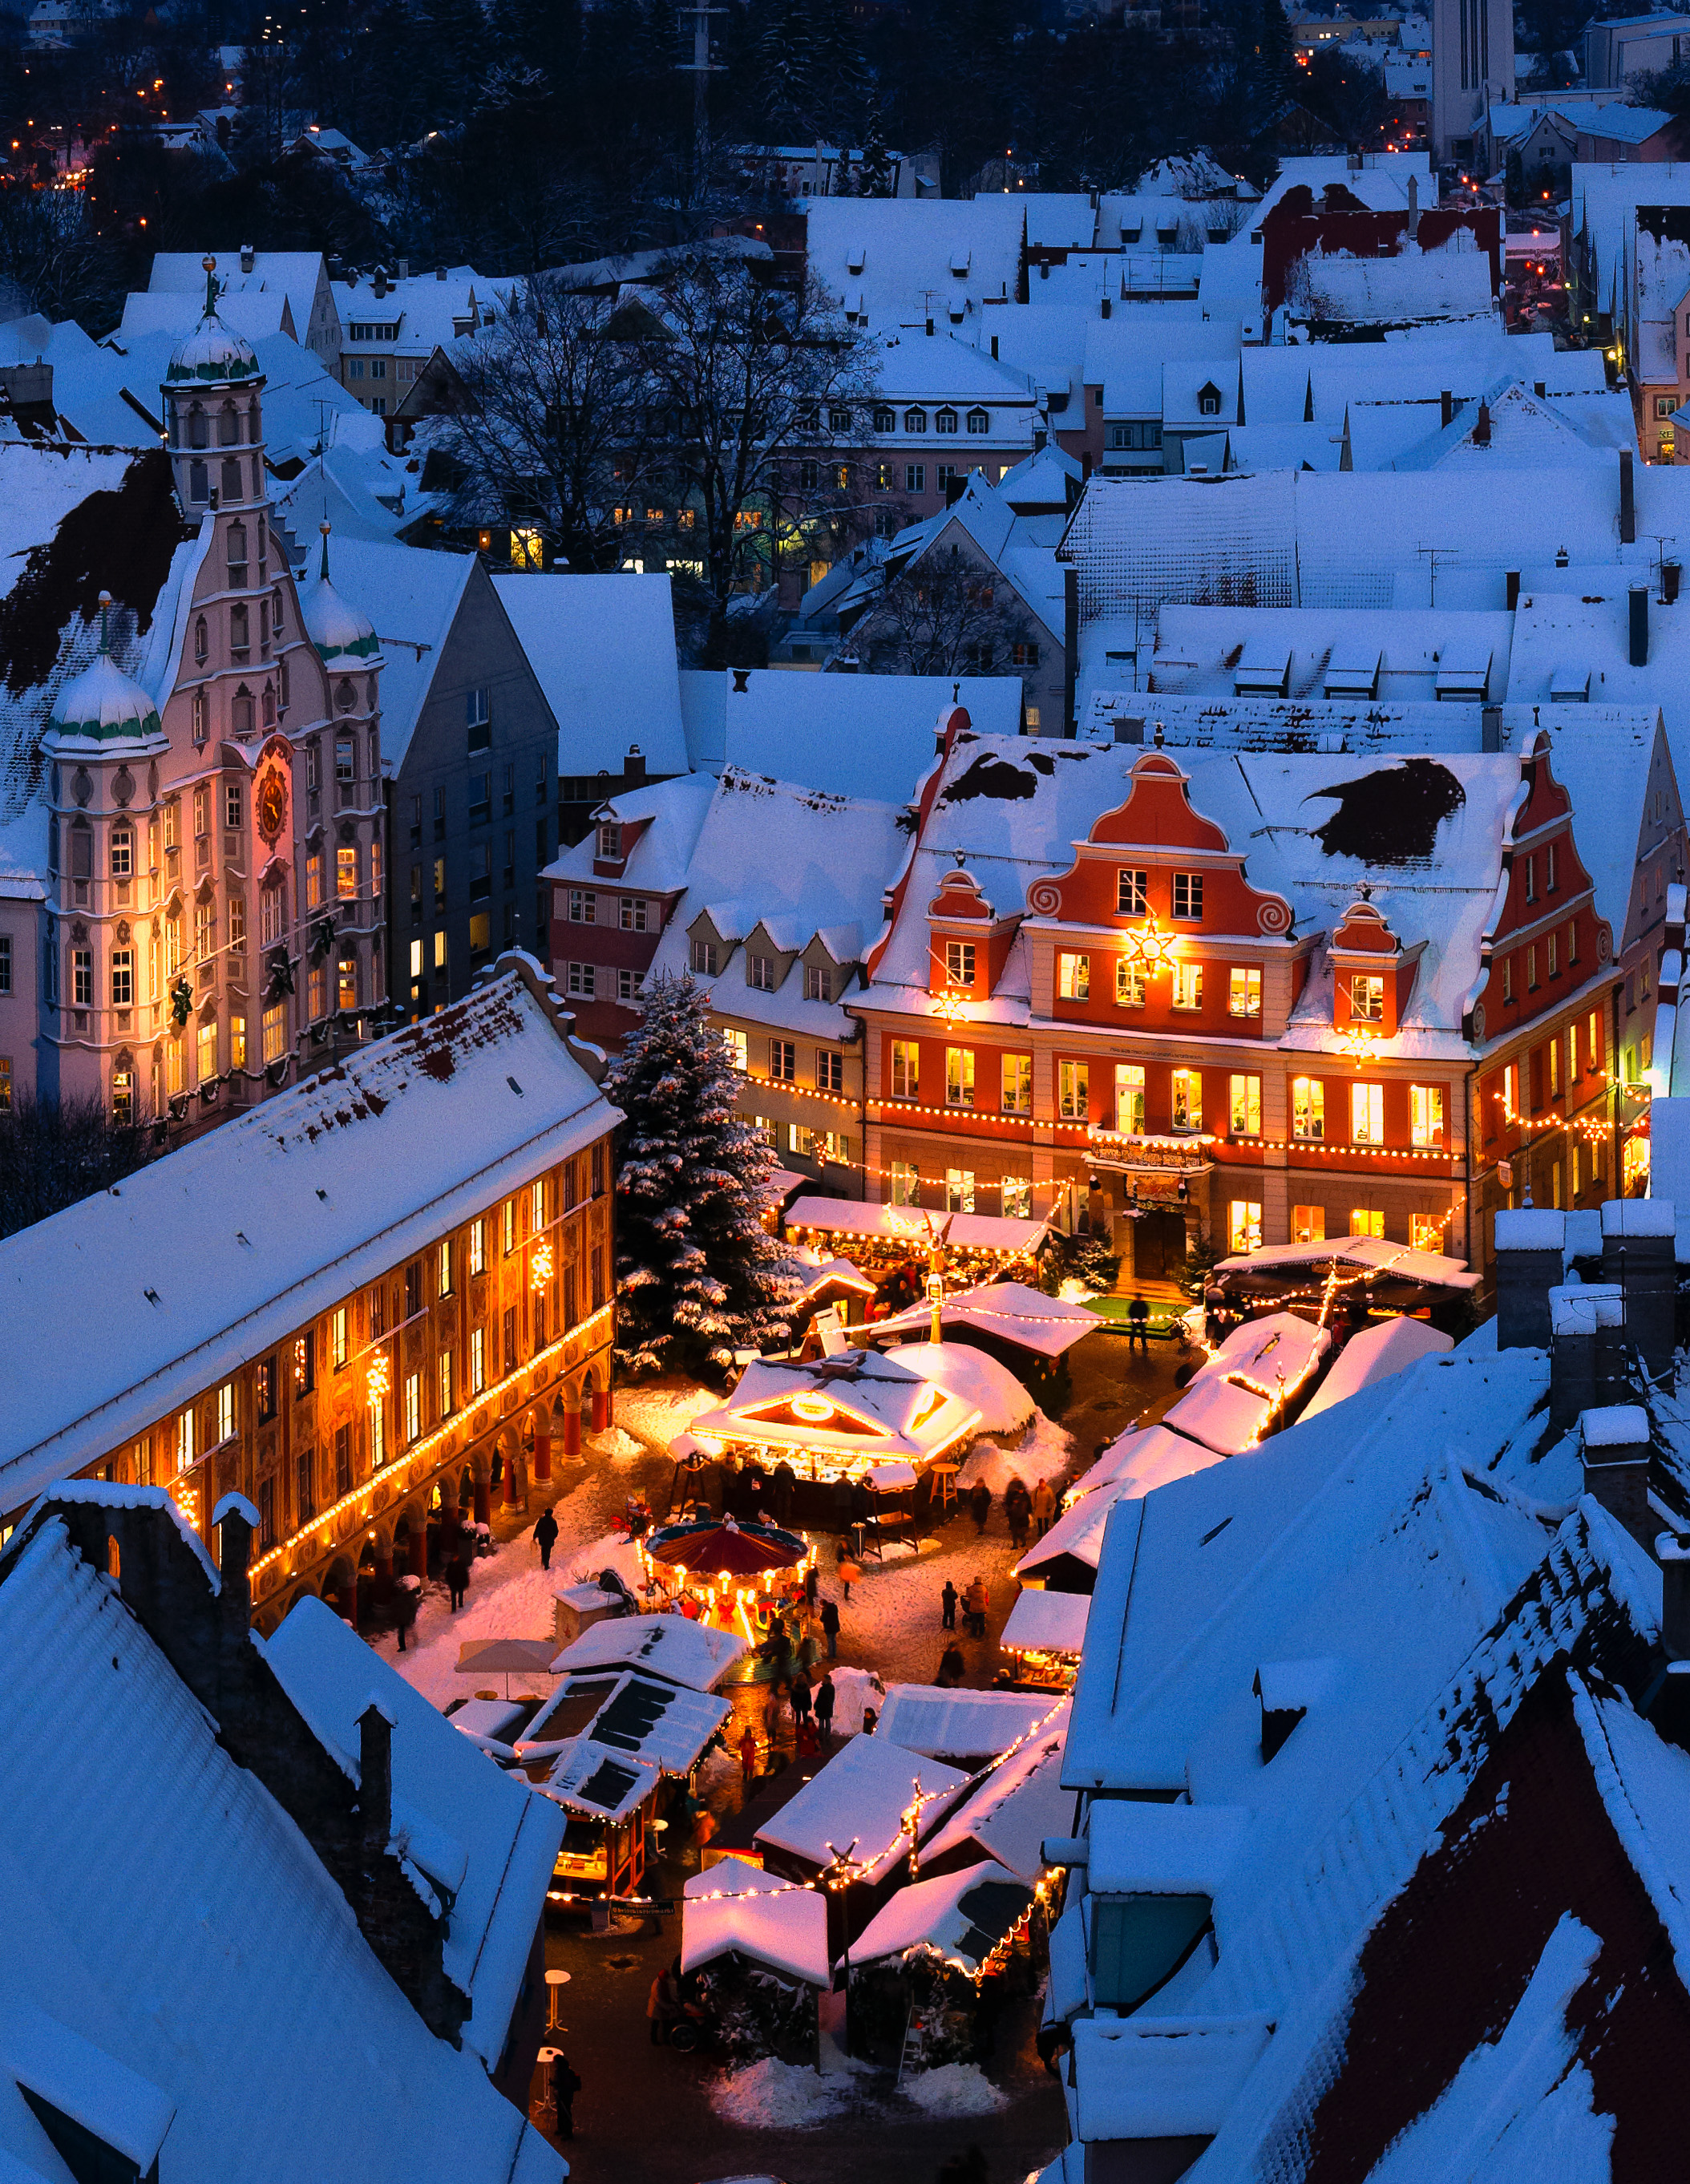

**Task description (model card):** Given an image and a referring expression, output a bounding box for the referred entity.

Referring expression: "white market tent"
[1300,1314,1454,1420]
[1001,1590,1090,1658]
[548,1614,746,1692]
[786,1195,1046,1258]
[1066,1423,1227,1504]
[755,1733,970,1887]
[681,1857,831,1988]
[877,1686,1056,1764]
[1160,1312,1332,1455]
[689,1348,984,1476]
[920,1702,1073,1884]
[868,1281,1101,1359]
[871,1340,1036,1438]
[1214,1233,1482,1291]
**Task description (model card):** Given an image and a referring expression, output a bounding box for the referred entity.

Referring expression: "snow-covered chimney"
[1620,449,1636,544]
[1407,173,1420,241]
[1494,1207,1565,1349]
[358,1695,395,1853]
[1602,1199,1676,1382]
[1473,401,1491,447]
[1441,388,1453,428]
[1661,1533,1690,1658]
[1549,1282,1626,1431]
[1631,584,1649,667]
[239,241,254,273]
[1581,1405,1654,1551]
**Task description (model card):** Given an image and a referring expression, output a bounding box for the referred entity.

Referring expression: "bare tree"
[847,539,1041,677]
[0,1093,156,1242]
[430,271,657,573]
[629,245,880,665]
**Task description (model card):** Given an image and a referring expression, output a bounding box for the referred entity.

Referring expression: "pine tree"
[603,973,799,1375]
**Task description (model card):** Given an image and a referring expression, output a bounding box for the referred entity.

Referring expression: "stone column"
[592,1385,609,1433]
[563,1406,582,1457]
[504,1452,521,1507]
[410,1525,427,1579]
[533,1433,552,1482]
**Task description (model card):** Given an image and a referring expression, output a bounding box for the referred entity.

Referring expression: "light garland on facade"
[246,1299,613,1579]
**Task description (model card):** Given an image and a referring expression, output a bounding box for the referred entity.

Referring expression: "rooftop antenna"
[1414,542,1458,607]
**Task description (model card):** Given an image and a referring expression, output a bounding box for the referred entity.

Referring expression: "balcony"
[1086,1125,1217,1176]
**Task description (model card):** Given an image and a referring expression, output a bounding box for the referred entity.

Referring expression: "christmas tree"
[602,973,799,1375]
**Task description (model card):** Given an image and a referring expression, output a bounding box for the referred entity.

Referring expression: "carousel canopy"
[847,1857,1033,1975]
[690,1348,983,1464]
[645,1515,807,1579]
[868,1281,1101,1359]
[549,1612,746,1692]
[785,1195,1046,1257]
[1213,1233,1481,1293]
[1001,1591,1090,1658]
[681,1857,832,1988]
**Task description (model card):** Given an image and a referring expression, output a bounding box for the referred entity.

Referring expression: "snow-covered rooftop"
[548,1611,746,1691]
[1299,1314,1453,1420]
[491,572,689,779]
[754,1732,969,1881]
[877,1685,1057,1762]
[681,1856,831,1985]
[847,1856,1033,1972]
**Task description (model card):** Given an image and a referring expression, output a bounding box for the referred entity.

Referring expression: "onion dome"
[48,593,162,746]
[301,524,378,665]
[165,256,261,386]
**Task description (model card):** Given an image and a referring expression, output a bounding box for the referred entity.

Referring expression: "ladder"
[896,2003,923,2086]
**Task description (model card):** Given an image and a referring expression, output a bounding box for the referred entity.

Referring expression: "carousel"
[637,1513,815,1667]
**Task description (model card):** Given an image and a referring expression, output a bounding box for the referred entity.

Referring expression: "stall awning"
[785,1196,1046,1256]
[847,1858,1033,1974]
[867,1280,1101,1359]
[1001,1590,1090,1657]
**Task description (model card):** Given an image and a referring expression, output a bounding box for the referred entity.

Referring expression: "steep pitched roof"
[491,572,689,779]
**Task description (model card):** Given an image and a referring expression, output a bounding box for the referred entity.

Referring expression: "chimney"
[625,743,646,785]
[1620,448,1635,544]
[1114,715,1145,744]
[925,316,935,336]
[239,241,254,273]
[214,1491,256,1645]
[1482,703,1502,750]
[1664,558,1683,605]
[1348,150,1363,171]
[1064,567,1079,738]
[358,1696,395,1855]
[1407,172,1420,241]
[1581,1405,1655,1552]
[435,264,447,281]
[1441,388,1453,428]
[1631,584,1649,665]
[372,265,388,301]
[1473,401,1491,447]
[1506,569,1521,611]
[1494,1207,1565,1349]
[1549,1282,1627,1431]
[1602,1198,1676,1381]
[396,256,410,280]
[1100,293,1112,318]
[1534,379,1546,397]
[1033,422,1048,452]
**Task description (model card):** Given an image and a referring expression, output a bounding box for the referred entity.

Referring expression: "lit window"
[1292,1203,1325,1244]
[439,1350,455,1417]
[439,1237,454,1296]
[1292,1076,1324,1140]
[1170,961,1203,1011]
[1001,1176,1032,1217]
[1351,1082,1384,1143]
[1350,973,1385,1021]
[1115,1062,1145,1135]
[891,1161,920,1206]
[1001,1052,1032,1112]
[216,1382,235,1444]
[1410,1213,1446,1251]
[1228,1199,1262,1255]
[471,1326,485,1393]
[945,1046,976,1106]
[1228,967,1261,1017]
[1171,1068,1202,1132]
[337,846,358,899]
[891,1039,919,1099]
[469,1217,486,1277]
[1229,1074,1261,1135]
[1411,1084,1445,1146]
[1057,952,1090,1001]
[945,1167,975,1211]
[331,1305,347,1369]
[944,940,976,987]
[1117,958,1147,1008]
[1351,1208,1385,1239]
[1057,1058,1089,1120]
[404,1372,421,1442]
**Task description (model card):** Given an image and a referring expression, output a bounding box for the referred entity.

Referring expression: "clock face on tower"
[257,766,289,844]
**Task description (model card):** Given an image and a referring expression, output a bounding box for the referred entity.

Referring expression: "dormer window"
[1197,382,1223,417]
[935,407,959,435]
[596,820,623,859]
[690,938,718,976]
[904,407,928,435]
[1350,973,1385,1021]
[748,952,776,990]
[874,406,895,432]
[966,407,989,434]
[805,964,832,1001]
[944,939,975,986]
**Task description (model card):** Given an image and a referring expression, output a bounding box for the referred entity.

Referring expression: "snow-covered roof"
[755,1732,969,1880]
[786,1195,1046,1256]
[1161,1313,1332,1456]
[877,1686,1057,1762]
[867,1280,1100,1358]
[1147,603,1515,704]
[919,1701,1072,1883]
[491,572,689,779]
[536,1735,661,1824]
[678,668,1023,796]
[0,963,616,1519]
[693,1346,984,1464]
[681,1856,831,1985]
[1299,1313,1454,1420]
[148,249,329,358]
[520,1666,729,1776]
[1214,1234,1481,1287]
[1015,1474,1133,1583]
[544,771,715,896]
[847,1857,1033,1972]
[265,1596,564,2069]
[309,536,474,773]
[0,1512,563,2184]
[1068,1422,1229,1504]
[804,198,1028,330]
[1284,238,1497,331]
[1001,1588,1090,1656]
[1069,2016,1273,2142]
[548,1611,745,1691]
[865,1338,1035,1438]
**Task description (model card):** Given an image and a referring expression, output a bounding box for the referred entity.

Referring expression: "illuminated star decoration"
[1121,911,1176,975]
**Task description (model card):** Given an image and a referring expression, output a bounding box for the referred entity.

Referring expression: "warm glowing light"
[790,1392,835,1422]
[1121,912,1176,973]
[531,1240,554,1288]
[366,1352,390,1405]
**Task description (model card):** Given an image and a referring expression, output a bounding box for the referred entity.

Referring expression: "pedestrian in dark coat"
[791,1675,813,1725]
[937,1643,966,1687]
[445,1552,470,1611]
[549,2052,581,2138]
[969,1481,992,1535]
[815,1672,836,1741]
[804,1563,820,1612]
[820,1597,841,1656]
[393,1578,421,1651]
[533,1507,560,1571]
[941,1579,958,1630]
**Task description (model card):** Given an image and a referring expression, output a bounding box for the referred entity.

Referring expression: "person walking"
[820,1596,841,1657]
[804,1562,820,1614]
[1031,1477,1056,1539]
[445,1549,470,1612]
[791,1674,814,1729]
[533,1506,560,1571]
[966,1575,989,1640]
[1004,1480,1030,1552]
[549,2051,581,2140]
[936,1642,966,1688]
[393,1575,421,1652]
[815,1672,836,1743]
[837,1552,861,1604]
[1127,1291,1150,1353]
[969,1481,992,1535]
[740,1722,760,1789]
[940,1578,958,1631]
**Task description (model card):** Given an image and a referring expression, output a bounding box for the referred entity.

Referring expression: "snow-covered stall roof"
[518,1668,729,1777]
[1160,1314,1332,1455]
[491,572,689,779]
[867,1281,1100,1357]
[786,1195,1046,1256]
[877,1686,1057,1764]
[0,1513,563,2184]
[920,1702,1073,1884]
[847,1858,1033,1973]
[548,1612,746,1692]
[1068,1422,1228,1504]
[266,1596,564,2069]
[0,962,617,1524]
[1213,1233,1481,1289]
[535,1736,661,1826]
[681,1857,831,1987]
[690,1348,984,1466]
[1015,1475,1133,1586]
[865,1338,1035,1438]
[1001,1589,1090,1657]
[754,1733,969,1883]
[1300,1314,1453,1420]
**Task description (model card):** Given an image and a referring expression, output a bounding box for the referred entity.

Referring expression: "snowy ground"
[710,2056,1007,2131]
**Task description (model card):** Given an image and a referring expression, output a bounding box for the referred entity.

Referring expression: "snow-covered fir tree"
[603,973,799,1374]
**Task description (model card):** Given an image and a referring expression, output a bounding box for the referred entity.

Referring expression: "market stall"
[783,1195,1048,1288]
[866,1281,1101,1364]
[998,1591,1090,1692]
[1161,1311,1331,1454]
[639,1515,812,1657]
[681,1855,833,2064]
[1211,1232,1482,1329]
[548,1612,746,1693]
[844,1858,1039,2073]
